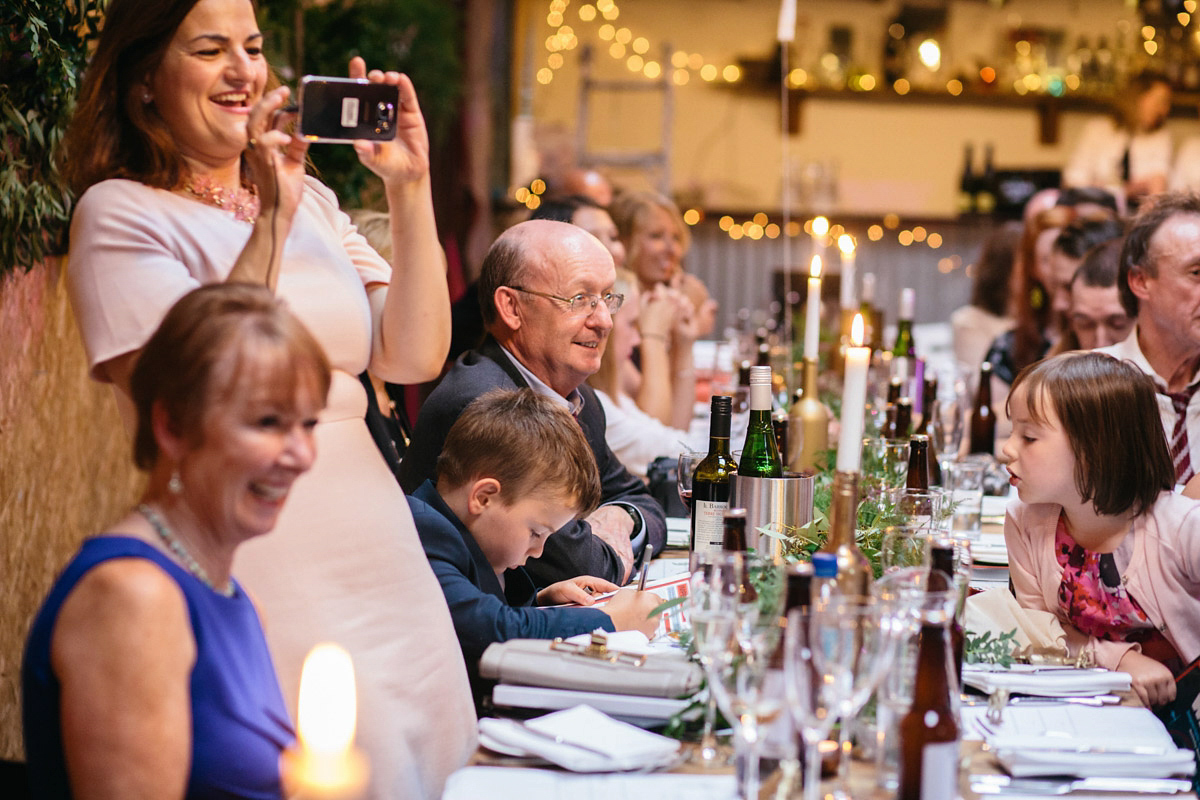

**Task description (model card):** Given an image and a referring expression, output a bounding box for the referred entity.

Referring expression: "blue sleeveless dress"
[22,536,295,799]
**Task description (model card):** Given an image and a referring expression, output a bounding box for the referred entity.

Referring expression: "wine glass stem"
[835,715,852,785]
[804,739,823,800]
[735,719,759,800]
[699,692,719,760]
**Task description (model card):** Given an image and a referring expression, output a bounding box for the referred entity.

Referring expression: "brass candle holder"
[790,357,828,473]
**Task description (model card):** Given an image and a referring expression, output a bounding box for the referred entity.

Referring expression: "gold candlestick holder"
[791,357,828,473]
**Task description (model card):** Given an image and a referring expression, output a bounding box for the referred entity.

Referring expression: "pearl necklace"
[184,174,260,223]
[137,504,235,598]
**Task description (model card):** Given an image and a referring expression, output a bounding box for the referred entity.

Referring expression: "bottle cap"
[812,552,838,578]
[749,365,772,386]
[724,507,748,521]
[899,287,915,320]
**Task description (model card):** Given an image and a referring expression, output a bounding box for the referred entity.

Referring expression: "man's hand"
[1117,649,1176,707]
[603,589,665,637]
[537,576,620,606]
[585,505,636,584]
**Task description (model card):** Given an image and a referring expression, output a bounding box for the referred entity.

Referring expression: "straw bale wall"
[0,259,142,760]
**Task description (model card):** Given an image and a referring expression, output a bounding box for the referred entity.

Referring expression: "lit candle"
[836,314,870,472]
[805,255,822,361]
[286,643,368,798]
[810,216,829,266]
[838,234,856,311]
[776,0,796,42]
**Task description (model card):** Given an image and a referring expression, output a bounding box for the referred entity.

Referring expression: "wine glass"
[784,606,847,800]
[677,450,707,511]
[817,596,904,798]
[687,550,741,767]
[699,554,785,800]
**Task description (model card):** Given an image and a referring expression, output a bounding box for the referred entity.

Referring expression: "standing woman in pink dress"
[62,0,476,796]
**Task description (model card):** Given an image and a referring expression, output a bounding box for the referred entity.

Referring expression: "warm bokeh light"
[537,68,553,85]
[911,226,927,242]
[728,224,744,240]
[746,223,764,240]
[859,74,876,91]
[701,64,718,81]
[526,195,541,210]
[643,61,661,79]
[898,230,914,246]
[683,208,701,225]
[753,212,768,226]
[627,54,644,72]
[883,213,900,229]
[867,224,883,241]
[811,216,830,237]
[673,69,690,85]
[718,215,734,231]
[838,233,855,255]
[788,68,808,87]
[547,11,563,27]
[632,36,649,55]
[1145,41,1159,56]
[980,66,996,83]
[1015,40,1032,56]
[672,50,688,68]
[530,179,546,195]
[598,23,615,41]
[810,254,822,279]
[547,52,564,69]
[947,79,963,96]
[765,223,780,239]
[615,27,632,44]
[514,187,530,203]
[609,42,625,58]
[688,53,704,70]
[1142,25,1156,40]
[786,221,802,237]
[723,64,741,82]
[298,644,357,757]
[927,233,943,248]
[894,78,910,95]
[578,4,596,22]
[1065,74,1081,90]
[917,39,941,70]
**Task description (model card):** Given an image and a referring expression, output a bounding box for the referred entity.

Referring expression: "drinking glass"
[860,437,908,503]
[677,450,707,511]
[945,458,986,541]
[818,596,905,798]
[869,568,959,791]
[687,550,741,768]
[700,555,785,800]
[897,487,948,532]
[784,607,847,800]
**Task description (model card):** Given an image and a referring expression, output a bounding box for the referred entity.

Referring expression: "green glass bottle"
[738,366,784,478]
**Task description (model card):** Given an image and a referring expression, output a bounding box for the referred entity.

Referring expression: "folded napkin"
[982,705,1195,779]
[477,706,681,772]
[964,588,1069,663]
[963,664,1129,696]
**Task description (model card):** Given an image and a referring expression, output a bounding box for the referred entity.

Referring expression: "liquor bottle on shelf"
[930,542,965,685]
[968,361,996,457]
[975,143,997,216]
[897,593,960,800]
[690,396,738,564]
[819,470,872,598]
[957,142,976,217]
[738,366,784,478]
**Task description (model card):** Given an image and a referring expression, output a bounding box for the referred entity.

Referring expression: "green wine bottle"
[691,395,738,563]
[738,366,783,478]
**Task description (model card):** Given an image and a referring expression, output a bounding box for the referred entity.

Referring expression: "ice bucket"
[729,471,816,561]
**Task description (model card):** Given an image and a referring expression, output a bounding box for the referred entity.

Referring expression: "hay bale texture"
[0,259,142,760]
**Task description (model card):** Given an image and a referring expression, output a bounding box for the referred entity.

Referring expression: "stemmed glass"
[818,596,904,798]
[687,550,739,767]
[692,552,784,798]
[677,450,706,512]
[784,606,847,800]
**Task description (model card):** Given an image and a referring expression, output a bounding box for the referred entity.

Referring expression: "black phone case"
[296,77,399,143]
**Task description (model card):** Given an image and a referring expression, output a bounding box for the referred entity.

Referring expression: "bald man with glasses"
[400,220,666,586]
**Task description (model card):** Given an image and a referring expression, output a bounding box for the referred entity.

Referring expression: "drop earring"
[168,469,183,495]
[143,91,152,104]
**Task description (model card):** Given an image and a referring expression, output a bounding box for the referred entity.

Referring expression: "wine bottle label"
[692,499,728,554]
[920,740,959,800]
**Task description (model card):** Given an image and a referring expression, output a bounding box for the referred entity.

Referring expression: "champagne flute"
[784,607,846,800]
[687,550,739,767]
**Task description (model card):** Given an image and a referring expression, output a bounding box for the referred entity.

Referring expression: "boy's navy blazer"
[398,335,667,586]
[408,480,614,702]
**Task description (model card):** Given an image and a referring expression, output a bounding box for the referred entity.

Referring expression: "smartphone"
[294,76,399,143]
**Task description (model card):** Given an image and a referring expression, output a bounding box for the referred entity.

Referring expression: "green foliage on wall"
[259,0,463,208]
[0,0,104,273]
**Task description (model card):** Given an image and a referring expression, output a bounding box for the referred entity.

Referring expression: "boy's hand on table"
[538,576,619,606]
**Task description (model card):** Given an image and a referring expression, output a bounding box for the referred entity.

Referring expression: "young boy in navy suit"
[408,389,662,707]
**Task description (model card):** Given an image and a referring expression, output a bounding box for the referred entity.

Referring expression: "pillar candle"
[805,255,822,360]
[838,233,856,310]
[836,314,870,472]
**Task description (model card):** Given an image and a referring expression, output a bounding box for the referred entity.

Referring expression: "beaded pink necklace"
[184,174,260,223]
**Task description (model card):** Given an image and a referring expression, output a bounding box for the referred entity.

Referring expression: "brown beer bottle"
[898,603,960,800]
[968,361,995,456]
[931,542,965,685]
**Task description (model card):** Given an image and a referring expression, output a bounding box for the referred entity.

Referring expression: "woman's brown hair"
[130,283,332,470]
[63,0,276,195]
[1008,351,1172,517]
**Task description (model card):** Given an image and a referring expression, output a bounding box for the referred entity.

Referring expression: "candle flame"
[298,643,357,756]
[811,216,830,237]
[810,254,822,278]
[838,233,855,255]
[851,313,864,346]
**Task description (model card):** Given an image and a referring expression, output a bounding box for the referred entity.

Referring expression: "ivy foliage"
[257,0,462,207]
[1,0,105,271]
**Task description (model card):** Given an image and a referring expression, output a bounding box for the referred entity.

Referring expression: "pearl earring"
[168,470,183,494]
[143,91,152,104]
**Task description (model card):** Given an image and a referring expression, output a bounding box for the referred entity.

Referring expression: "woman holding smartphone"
[62,0,474,797]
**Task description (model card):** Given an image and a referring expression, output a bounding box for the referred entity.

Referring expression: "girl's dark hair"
[1008,351,1172,517]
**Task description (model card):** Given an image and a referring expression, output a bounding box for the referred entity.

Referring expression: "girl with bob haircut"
[1003,351,1200,707]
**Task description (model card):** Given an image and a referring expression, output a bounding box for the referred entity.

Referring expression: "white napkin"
[980,705,1195,779]
[477,706,681,772]
[963,664,1130,696]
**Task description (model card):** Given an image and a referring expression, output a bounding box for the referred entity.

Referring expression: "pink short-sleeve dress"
[67,177,477,800]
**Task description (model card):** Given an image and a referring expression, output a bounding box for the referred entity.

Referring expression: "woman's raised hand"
[348,57,430,187]
[243,85,309,224]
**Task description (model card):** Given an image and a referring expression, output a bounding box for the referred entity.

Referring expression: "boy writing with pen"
[409,389,663,708]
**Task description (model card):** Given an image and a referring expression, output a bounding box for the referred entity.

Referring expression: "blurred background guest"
[1055,237,1133,352]
[588,269,706,478]
[951,220,1019,372]
[1063,70,1173,213]
[24,284,328,800]
[1044,213,1126,320]
[531,195,627,269]
[61,0,475,795]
